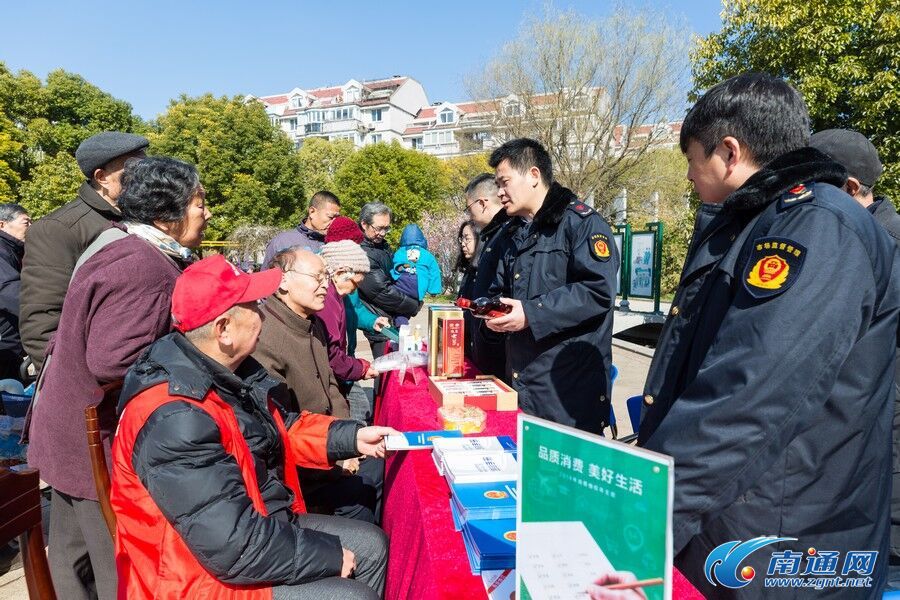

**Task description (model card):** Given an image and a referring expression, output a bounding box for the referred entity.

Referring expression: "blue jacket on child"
[392,224,443,300]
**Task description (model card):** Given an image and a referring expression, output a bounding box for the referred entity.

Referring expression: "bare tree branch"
[467,6,691,215]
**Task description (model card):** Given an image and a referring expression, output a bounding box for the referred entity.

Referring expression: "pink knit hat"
[320,241,370,273]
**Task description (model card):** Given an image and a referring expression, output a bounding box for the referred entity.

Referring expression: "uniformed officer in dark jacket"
[461,173,521,381]
[639,73,900,598]
[486,139,617,434]
[810,129,900,590]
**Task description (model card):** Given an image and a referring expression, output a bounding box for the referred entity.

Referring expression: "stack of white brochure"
[432,435,516,476]
[441,449,518,484]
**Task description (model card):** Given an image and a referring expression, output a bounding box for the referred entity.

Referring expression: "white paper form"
[519,521,615,599]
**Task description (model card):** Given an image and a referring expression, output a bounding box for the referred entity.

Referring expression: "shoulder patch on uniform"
[742,236,806,299]
[590,232,611,261]
[568,201,594,217]
[777,183,815,212]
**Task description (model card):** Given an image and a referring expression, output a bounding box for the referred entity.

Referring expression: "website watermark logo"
[705,537,795,589]
[704,537,876,590]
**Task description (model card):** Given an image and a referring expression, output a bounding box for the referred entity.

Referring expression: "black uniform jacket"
[470,209,519,381]
[640,148,900,597]
[491,182,618,433]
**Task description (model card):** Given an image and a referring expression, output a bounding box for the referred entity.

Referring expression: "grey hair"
[183,305,241,343]
[359,202,392,226]
[267,245,307,271]
[0,203,27,223]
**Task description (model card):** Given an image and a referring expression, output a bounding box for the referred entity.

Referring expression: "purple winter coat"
[27,234,185,500]
[318,283,367,382]
[262,222,325,268]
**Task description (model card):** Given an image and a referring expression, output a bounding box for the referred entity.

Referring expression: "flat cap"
[809,129,883,187]
[75,131,149,178]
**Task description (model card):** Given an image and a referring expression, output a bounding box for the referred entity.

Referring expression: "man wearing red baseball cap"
[109,254,394,600]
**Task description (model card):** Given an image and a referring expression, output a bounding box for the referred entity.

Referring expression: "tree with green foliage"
[296,137,354,205]
[442,153,491,210]
[334,141,450,246]
[620,147,694,295]
[0,62,141,214]
[0,115,23,202]
[149,94,305,240]
[16,152,82,216]
[692,0,900,198]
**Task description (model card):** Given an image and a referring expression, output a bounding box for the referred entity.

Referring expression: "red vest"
[111,383,334,599]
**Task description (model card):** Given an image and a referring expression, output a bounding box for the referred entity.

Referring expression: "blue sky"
[1,0,723,120]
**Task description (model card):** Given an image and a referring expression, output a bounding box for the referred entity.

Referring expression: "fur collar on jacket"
[532,182,579,229]
[725,147,847,212]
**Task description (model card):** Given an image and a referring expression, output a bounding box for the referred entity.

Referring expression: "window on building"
[371,134,383,144]
[411,137,423,149]
[332,107,352,121]
[504,103,522,117]
[288,118,298,130]
[270,116,279,127]
[371,108,383,122]
[440,109,455,124]
[291,96,301,108]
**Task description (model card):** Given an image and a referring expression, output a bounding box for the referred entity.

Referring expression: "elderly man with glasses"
[355,202,420,362]
[253,247,387,525]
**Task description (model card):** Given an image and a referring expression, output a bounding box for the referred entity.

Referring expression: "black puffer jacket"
[0,230,24,370]
[358,238,420,344]
[117,333,363,585]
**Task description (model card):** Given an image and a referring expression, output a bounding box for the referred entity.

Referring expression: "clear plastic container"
[438,405,487,434]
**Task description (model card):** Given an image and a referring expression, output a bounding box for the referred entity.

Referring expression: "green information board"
[517,414,674,599]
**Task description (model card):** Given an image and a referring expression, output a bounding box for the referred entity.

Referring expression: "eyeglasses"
[287,270,329,285]
[464,198,483,214]
[366,224,391,234]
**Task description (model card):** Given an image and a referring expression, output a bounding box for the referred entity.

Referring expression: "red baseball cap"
[171,255,282,333]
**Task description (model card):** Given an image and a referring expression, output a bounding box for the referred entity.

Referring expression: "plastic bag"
[371,350,428,382]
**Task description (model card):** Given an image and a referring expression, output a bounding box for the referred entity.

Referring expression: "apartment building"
[248,76,427,148]
[252,78,681,160]
[400,94,682,159]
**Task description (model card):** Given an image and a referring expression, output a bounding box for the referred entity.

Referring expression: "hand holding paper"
[356,426,400,458]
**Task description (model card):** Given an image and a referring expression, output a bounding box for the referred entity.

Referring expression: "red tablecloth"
[376,365,703,600]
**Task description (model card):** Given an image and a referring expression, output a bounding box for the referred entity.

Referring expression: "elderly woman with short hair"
[27,155,210,600]
[317,241,380,393]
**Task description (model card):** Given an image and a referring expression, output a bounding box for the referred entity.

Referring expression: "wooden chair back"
[0,467,57,600]
[85,403,116,540]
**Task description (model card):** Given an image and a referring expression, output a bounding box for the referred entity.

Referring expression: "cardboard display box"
[428,305,464,376]
[428,375,518,411]
[438,315,465,378]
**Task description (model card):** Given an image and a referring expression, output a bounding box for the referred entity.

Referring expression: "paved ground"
[0,305,653,599]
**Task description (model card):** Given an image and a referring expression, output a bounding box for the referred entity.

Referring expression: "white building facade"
[248,77,428,149]
[252,78,681,160]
